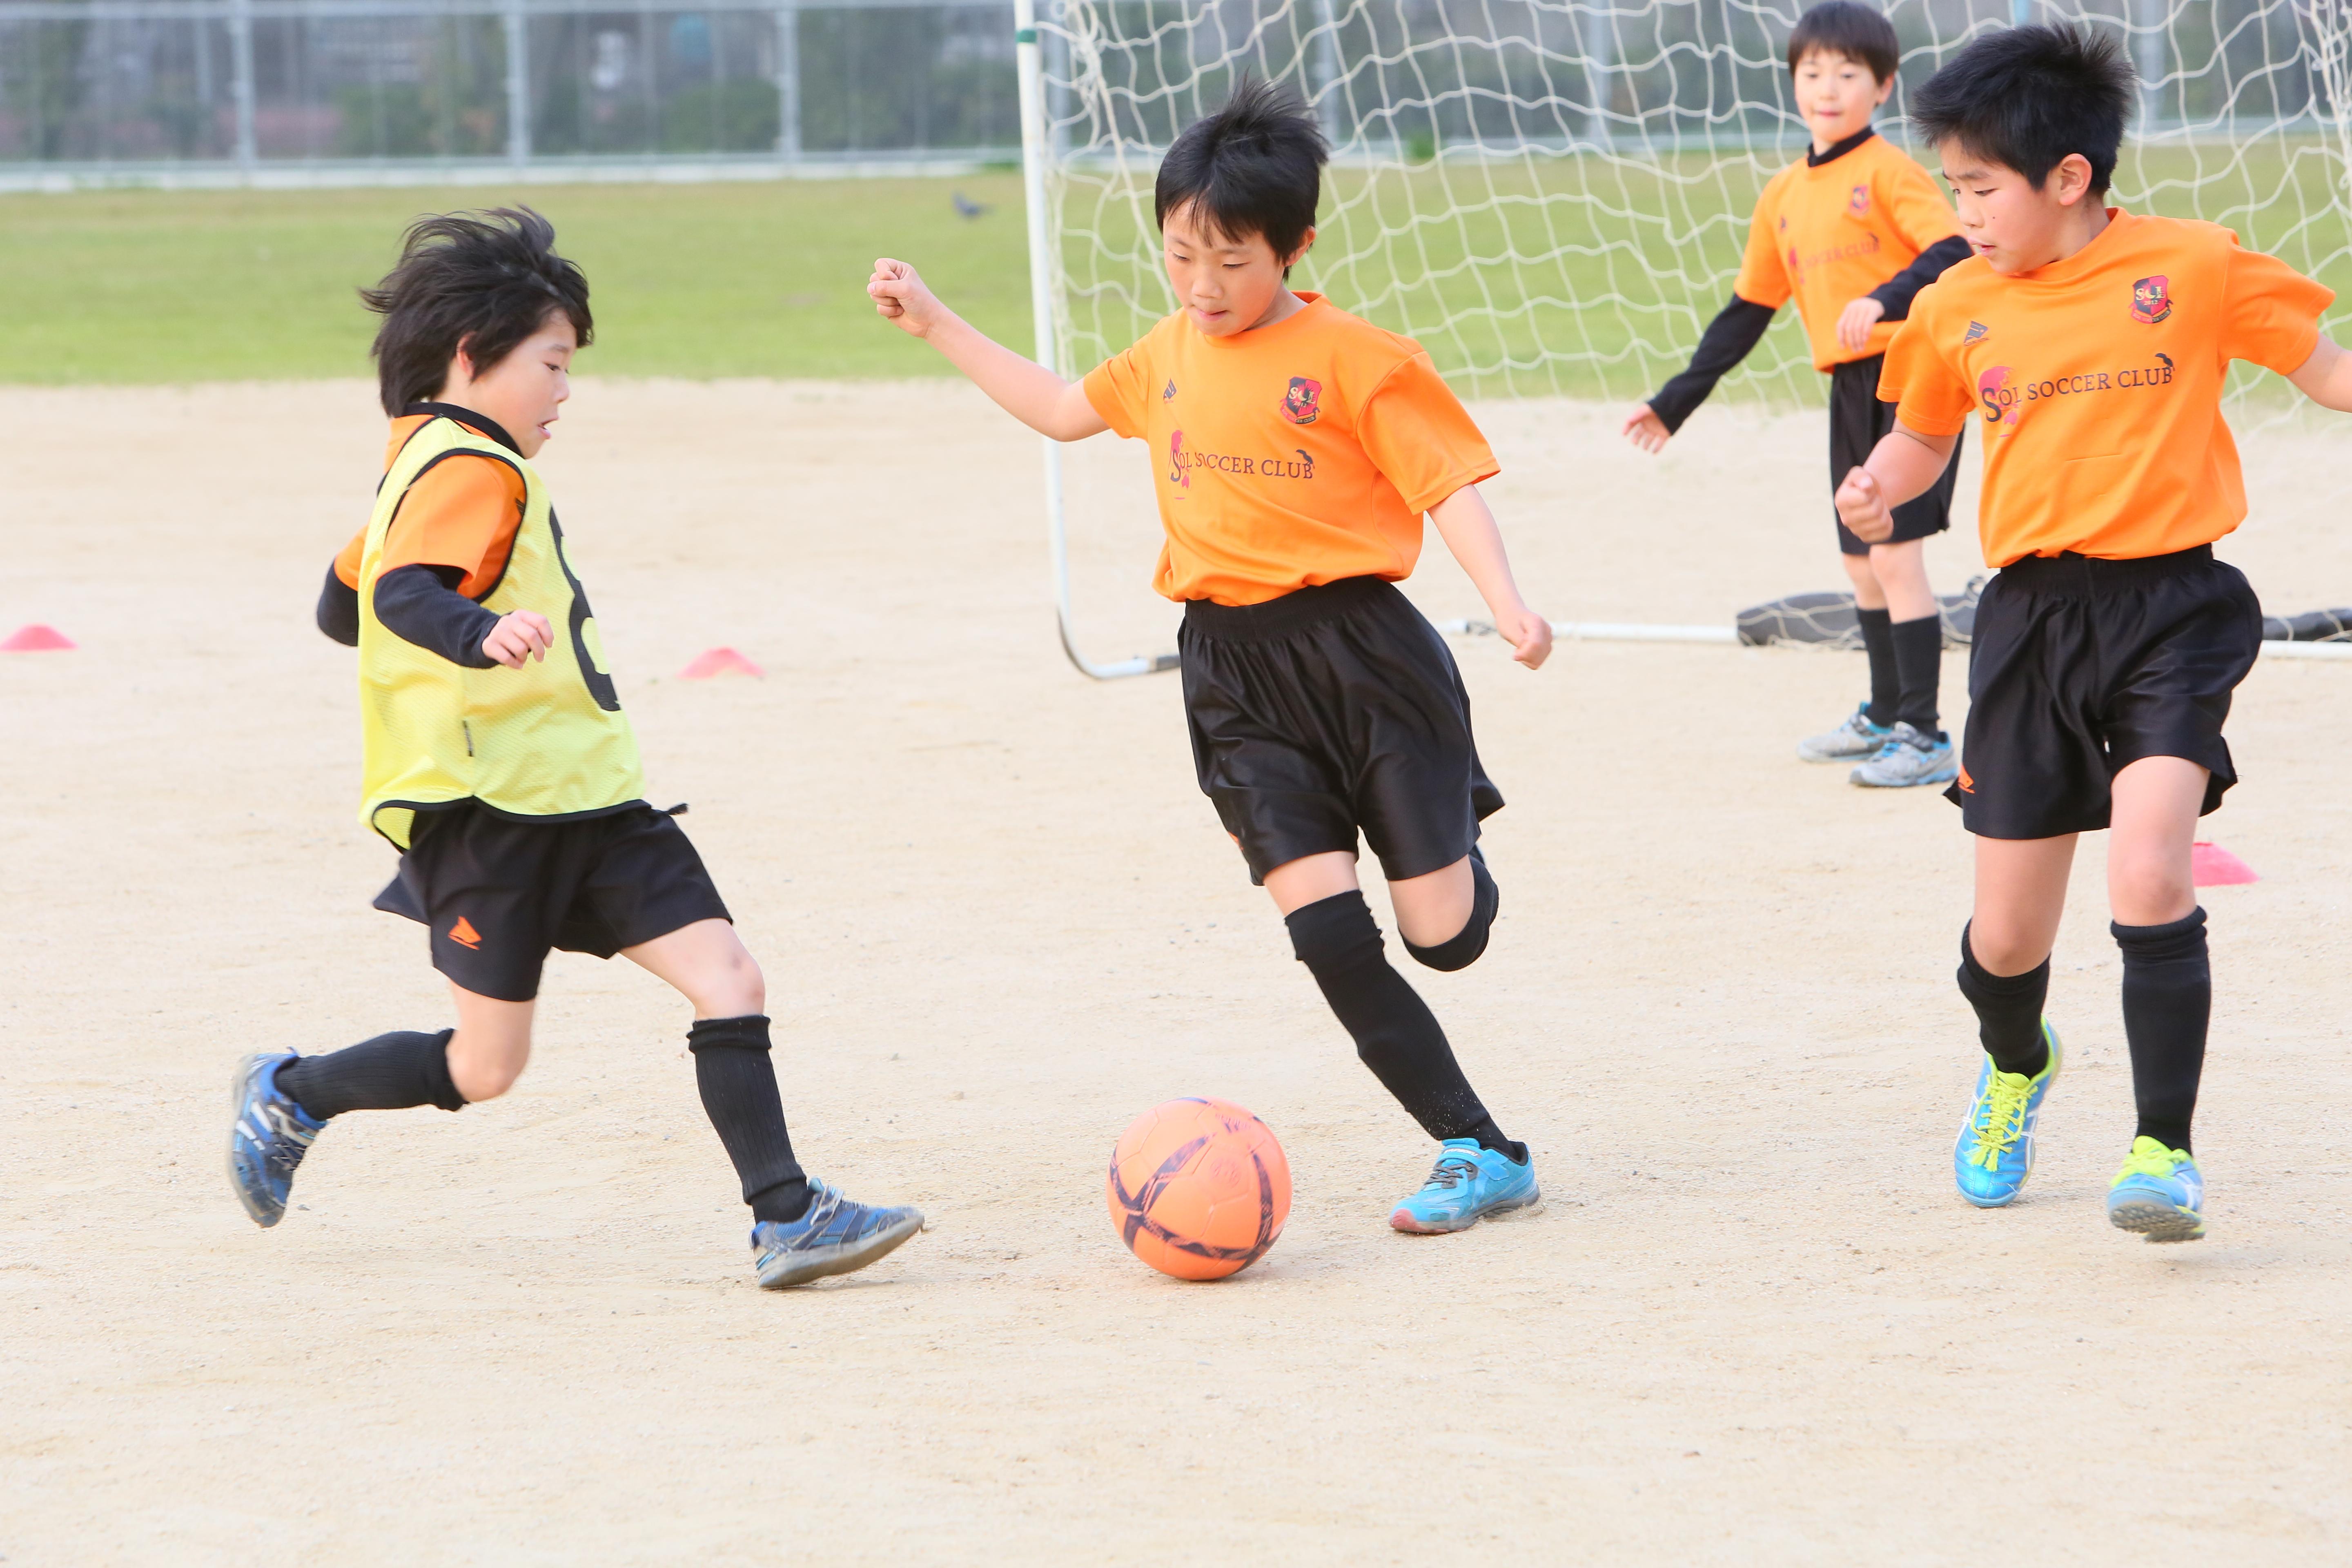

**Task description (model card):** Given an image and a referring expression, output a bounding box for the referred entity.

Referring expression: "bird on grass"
[952,191,991,220]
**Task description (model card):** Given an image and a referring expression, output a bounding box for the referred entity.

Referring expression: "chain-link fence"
[0,0,1021,179]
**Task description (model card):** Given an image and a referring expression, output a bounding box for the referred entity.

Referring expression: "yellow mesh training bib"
[356,416,645,849]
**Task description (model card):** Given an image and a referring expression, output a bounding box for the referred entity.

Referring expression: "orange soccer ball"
[1106,1097,1292,1281]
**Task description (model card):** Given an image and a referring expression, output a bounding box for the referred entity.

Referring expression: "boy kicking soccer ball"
[869,81,1550,1233]
[228,208,922,1287]
[1838,28,2352,1240]
[1625,1,1973,788]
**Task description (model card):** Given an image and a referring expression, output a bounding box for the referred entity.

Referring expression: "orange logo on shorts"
[1956,764,1975,794]
[449,916,482,949]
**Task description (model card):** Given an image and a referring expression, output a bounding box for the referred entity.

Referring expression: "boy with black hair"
[1625,0,1974,787]
[1838,27,2352,1239]
[869,79,1552,1233]
[231,207,924,1287]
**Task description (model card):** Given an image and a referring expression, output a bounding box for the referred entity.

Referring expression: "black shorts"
[1830,354,1963,556]
[1948,546,2262,840]
[1179,575,1503,885]
[373,800,731,1002]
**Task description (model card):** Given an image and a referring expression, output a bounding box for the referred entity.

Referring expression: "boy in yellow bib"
[229,209,922,1288]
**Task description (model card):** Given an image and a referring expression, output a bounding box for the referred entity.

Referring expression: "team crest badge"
[1849,184,1870,215]
[1964,320,1989,344]
[1281,376,1322,425]
[2132,275,2172,324]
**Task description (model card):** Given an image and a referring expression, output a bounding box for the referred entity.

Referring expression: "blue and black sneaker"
[751,1180,924,1288]
[1390,1138,1541,1234]
[227,1051,324,1228]
[1953,1023,2062,1208]
[2107,1137,2207,1242]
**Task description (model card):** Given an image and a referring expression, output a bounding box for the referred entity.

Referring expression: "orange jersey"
[1734,132,1964,370]
[1081,293,1499,606]
[332,410,527,596]
[1879,210,2332,566]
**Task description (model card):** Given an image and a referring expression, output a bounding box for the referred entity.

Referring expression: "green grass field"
[0,174,1037,384]
[8,140,2348,401]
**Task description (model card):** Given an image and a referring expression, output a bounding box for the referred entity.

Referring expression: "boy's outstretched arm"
[1621,295,1777,452]
[1428,486,1552,669]
[869,258,1108,441]
[2287,337,2352,410]
[1834,421,1959,543]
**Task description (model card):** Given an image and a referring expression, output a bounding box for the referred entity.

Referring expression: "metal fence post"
[503,0,530,163]
[774,6,802,159]
[1579,0,1615,151]
[2134,0,2166,135]
[229,0,258,169]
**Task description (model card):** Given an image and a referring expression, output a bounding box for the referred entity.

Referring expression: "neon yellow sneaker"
[2106,1136,2206,1242]
[1952,1023,2061,1207]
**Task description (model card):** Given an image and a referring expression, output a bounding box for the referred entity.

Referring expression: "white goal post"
[1014,0,2352,678]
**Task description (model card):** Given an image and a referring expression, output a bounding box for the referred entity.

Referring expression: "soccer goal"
[1011,0,2352,678]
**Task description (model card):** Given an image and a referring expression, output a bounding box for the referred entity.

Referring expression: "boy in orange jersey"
[229,209,923,1288]
[869,80,1553,1234]
[1625,1,1973,788]
[1838,27,2352,1240]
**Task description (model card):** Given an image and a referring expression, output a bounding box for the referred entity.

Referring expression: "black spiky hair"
[1154,76,1328,267]
[1787,2,1901,84]
[1909,25,2136,194]
[360,206,592,415]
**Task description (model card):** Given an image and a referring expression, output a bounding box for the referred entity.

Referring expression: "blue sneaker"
[1390,1139,1540,1234]
[1798,705,1893,764]
[1851,722,1960,788]
[1953,1023,2061,1207]
[2107,1137,2207,1242]
[227,1051,324,1228]
[751,1180,924,1287]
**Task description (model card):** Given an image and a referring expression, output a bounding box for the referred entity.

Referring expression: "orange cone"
[679,646,763,679]
[2190,842,2258,886]
[1,624,74,651]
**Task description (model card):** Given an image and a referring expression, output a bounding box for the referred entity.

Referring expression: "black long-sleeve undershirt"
[1646,234,1974,433]
[1866,235,1974,323]
[1647,296,1778,434]
[315,561,500,669]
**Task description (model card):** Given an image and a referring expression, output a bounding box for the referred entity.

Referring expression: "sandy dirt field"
[4,380,2351,1565]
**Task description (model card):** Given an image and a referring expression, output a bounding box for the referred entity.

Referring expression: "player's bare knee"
[450,1050,525,1101]
[2110,860,2195,928]
[1402,855,1499,972]
[1964,920,2048,978]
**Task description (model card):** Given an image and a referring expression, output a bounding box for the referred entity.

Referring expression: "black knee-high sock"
[1285,891,1525,1163]
[278,1029,464,1120]
[686,1015,812,1224]
[2114,907,2209,1156]
[1856,606,1898,728]
[1956,924,2050,1079]
[1891,612,1943,733]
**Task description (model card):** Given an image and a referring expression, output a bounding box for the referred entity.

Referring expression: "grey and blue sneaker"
[1851,722,1960,788]
[1953,1023,2062,1207]
[1798,705,1893,764]
[2107,1137,2207,1242]
[227,1051,324,1228]
[752,1179,925,1287]
[1390,1139,1541,1234]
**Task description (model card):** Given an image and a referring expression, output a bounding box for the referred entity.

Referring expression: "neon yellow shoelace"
[2112,1136,2182,1185]
[1965,1072,2033,1169]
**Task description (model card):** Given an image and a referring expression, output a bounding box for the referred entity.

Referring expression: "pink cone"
[679,646,763,680]
[2190,842,2258,886]
[1,624,74,651]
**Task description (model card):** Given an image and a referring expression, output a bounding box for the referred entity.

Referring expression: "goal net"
[1012,0,2352,670]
